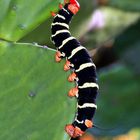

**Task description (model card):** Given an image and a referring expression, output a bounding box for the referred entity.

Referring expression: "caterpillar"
[51,0,99,139]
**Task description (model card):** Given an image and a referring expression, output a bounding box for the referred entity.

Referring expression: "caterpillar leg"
[68,87,78,97]
[55,51,62,62]
[64,60,74,71]
[68,72,77,82]
[55,51,65,62]
[50,11,56,17]
[85,120,93,128]
[65,124,84,138]
[64,60,71,71]
[59,3,63,9]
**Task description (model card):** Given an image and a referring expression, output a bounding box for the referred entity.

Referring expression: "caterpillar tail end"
[65,124,75,137]
[68,72,77,82]
[68,87,78,97]
[65,124,84,138]
[73,127,84,138]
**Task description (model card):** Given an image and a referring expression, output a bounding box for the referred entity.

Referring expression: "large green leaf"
[122,44,140,75]
[0,41,75,140]
[108,0,140,11]
[0,0,62,41]
[113,19,140,75]
[91,64,140,136]
[114,19,140,55]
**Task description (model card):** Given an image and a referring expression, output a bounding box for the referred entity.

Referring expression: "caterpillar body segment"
[51,1,99,139]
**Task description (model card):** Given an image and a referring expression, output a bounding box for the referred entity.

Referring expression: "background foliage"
[0,0,140,140]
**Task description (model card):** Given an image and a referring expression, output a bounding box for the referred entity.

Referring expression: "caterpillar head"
[68,0,80,14]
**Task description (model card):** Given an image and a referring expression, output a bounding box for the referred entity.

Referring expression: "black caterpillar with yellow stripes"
[51,0,99,139]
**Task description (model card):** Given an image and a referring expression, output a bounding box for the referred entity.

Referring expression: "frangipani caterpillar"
[51,0,99,139]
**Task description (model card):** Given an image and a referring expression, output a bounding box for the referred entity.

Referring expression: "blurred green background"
[0,0,140,140]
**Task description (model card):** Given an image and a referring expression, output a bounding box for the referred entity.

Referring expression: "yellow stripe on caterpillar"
[62,8,70,14]
[51,29,70,38]
[58,36,75,49]
[78,83,99,89]
[54,14,66,20]
[75,62,96,72]
[68,46,85,59]
[51,22,69,29]
[77,103,97,109]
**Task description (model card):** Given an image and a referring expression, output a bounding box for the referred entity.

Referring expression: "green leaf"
[0,0,63,41]
[0,41,75,140]
[122,43,140,75]
[114,19,140,55]
[93,64,140,135]
[108,0,140,11]
[113,19,140,74]
[81,7,139,49]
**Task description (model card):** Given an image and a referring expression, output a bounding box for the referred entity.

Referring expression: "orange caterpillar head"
[68,0,80,14]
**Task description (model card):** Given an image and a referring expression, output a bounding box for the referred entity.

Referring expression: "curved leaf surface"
[0,41,75,140]
[0,0,62,41]
[92,65,140,136]
[108,0,140,11]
